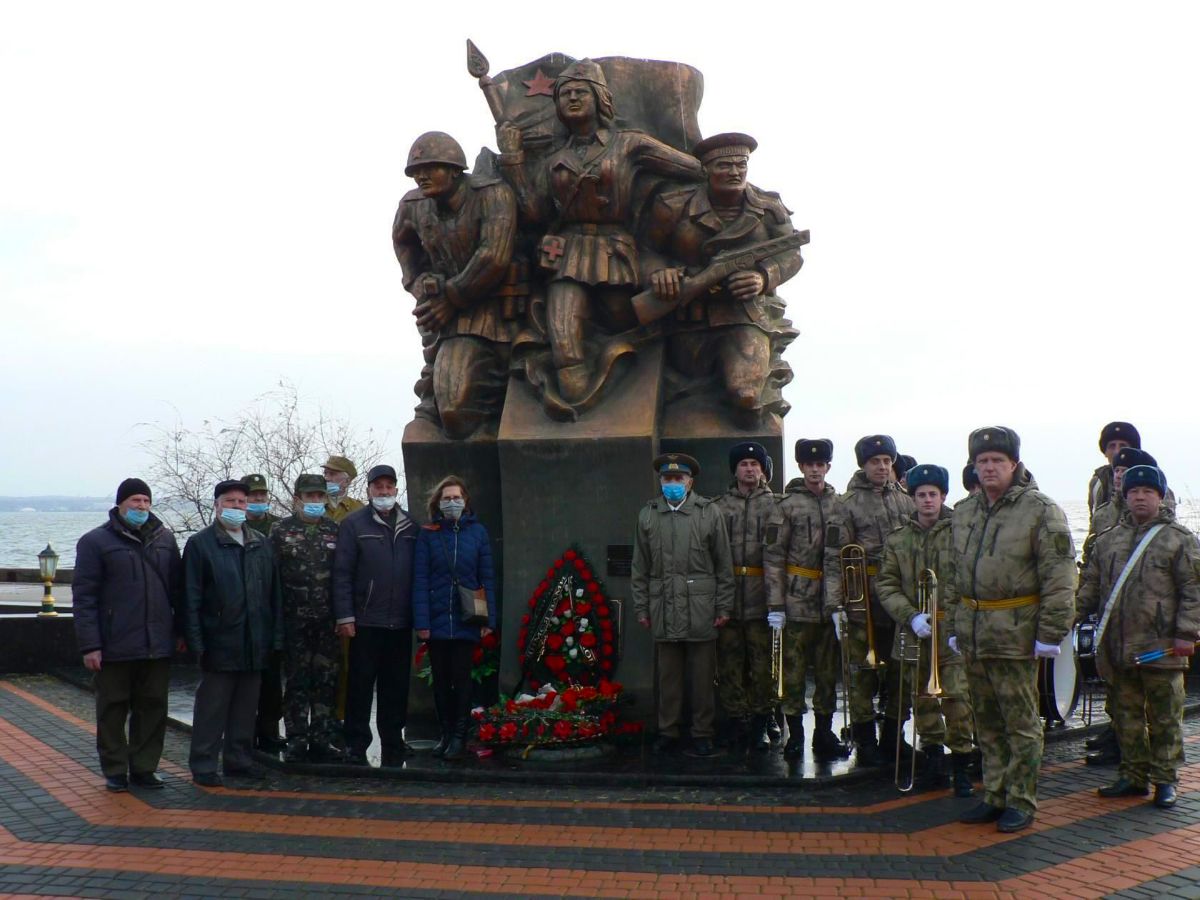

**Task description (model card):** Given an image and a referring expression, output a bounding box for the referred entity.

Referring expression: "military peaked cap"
[1099,421,1140,453]
[322,455,358,479]
[854,435,897,467]
[293,473,326,495]
[693,132,758,164]
[1122,464,1167,498]
[241,473,268,492]
[795,438,833,464]
[906,464,949,495]
[1113,447,1157,471]
[728,441,769,473]
[653,452,700,477]
[968,426,1020,462]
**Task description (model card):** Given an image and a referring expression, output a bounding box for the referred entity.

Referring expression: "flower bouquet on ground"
[472,679,641,755]
[414,630,500,685]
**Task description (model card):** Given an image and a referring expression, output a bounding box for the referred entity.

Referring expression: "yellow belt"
[963,594,1040,611]
[935,610,946,620]
[786,565,823,580]
[867,565,878,576]
[733,566,764,577]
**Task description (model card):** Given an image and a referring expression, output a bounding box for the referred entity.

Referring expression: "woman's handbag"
[437,526,490,626]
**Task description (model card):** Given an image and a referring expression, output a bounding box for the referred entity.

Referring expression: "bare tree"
[139,380,391,535]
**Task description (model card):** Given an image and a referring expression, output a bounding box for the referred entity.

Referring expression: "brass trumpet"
[840,544,881,669]
[770,625,784,701]
[896,568,943,792]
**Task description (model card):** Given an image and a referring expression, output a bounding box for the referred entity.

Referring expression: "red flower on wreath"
[478,723,497,742]
[546,633,564,651]
[580,567,593,580]
[576,601,592,616]
[601,660,613,671]
[499,722,517,741]
[545,654,566,673]
[564,549,577,561]
[561,621,576,637]
[587,581,600,594]
[580,632,597,648]
[553,720,575,740]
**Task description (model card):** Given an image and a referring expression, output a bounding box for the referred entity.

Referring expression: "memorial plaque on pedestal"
[496,345,663,716]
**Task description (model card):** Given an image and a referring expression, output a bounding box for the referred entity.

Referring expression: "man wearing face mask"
[332,464,418,766]
[74,478,183,792]
[633,453,735,758]
[243,476,285,752]
[270,475,345,763]
[322,456,364,524]
[183,480,283,787]
[242,474,280,537]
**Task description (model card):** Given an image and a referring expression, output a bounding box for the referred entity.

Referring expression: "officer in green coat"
[270,474,345,763]
[1087,421,1139,521]
[945,426,1076,834]
[243,473,281,537]
[633,453,735,758]
[1078,465,1200,810]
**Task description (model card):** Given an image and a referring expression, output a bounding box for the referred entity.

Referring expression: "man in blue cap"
[633,452,734,757]
[1078,464,1200,810]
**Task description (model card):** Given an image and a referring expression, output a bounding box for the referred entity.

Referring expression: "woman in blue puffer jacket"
[413,475,497,760]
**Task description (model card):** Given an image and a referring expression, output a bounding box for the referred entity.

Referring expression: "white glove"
[767,611,785,631]
[832,610,847,642]
[948,635,960,655]
[1034,640,1061,659]
[911,612,932,639]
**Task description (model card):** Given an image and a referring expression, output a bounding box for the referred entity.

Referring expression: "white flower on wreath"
[575,588,584,598]
[569,647,578,658]
[579,618,589,629]
[565,636,574,647]
[550,616,559,625]
[563,609,572,618]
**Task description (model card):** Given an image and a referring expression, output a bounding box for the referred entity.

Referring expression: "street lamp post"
[37,544,60,618]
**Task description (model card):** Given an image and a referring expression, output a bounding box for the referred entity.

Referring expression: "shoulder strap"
[1095,523,1166,648]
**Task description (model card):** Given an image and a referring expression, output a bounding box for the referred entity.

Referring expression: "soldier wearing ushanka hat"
[714,442,779,751]
[633,450,733,758]
[1088,421,1141,519]
[945,426,1075,833]
[764,438,851,762]
[827,433,914,768]
[642,129,805,427]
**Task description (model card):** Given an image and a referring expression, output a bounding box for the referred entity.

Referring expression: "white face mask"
[371,495,397,512]
[439,498,465,519]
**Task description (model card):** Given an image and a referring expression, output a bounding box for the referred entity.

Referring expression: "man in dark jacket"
[183,479,282,786]
[74,478,182,792]
[332,464,418,766]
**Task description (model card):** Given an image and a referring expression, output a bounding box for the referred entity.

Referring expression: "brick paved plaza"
[0,675,1197,898]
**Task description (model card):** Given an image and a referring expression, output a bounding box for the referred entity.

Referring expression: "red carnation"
[573,558,585,571]
[545,654,566,672]
[564,549,577,560]
[481,632,498,650]
[596,604,610,617]
[586,581,600,594]
[576,602,592,616]
[580,632,597,648]
[546,633,564,650]
[556,600,569,616]
[478,723,497,742]
[546,568,555,578]
[520,614,530,625]
[553,720,575,740]
[554,559,564,569]
[472,646,484,665]
[499,722,517,741]
[580,567,592,580]
[528,597,537,609]
[539,580,549,593]
[601,660,613,671]
[602,644,614,656]
[561,621,576,637]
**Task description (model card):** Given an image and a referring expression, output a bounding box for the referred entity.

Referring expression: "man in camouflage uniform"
[715,441,778,751]
[877,464,975,796]
[633,453,735,758]
[1087,421,1140,521]
[765,438,851,762]
[945,426,1076,833]
[242,473,285,751]
[323,456,364,523]
[270,474,345,763]
[1078,464,1199,809]
[394,131,519,439]
[825,434,915,767]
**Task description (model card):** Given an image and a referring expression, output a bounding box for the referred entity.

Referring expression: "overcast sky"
[3,1,1199,508]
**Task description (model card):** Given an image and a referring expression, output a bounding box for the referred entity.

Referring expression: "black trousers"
[429,639,476,734]
[255,652,283,739]
[94,658,171,777]
[189,670,262,775]
[344,627,412,755]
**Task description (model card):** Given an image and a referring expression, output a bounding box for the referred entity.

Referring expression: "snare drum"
[1075,620,1101,684]
[1038,628,1079,726]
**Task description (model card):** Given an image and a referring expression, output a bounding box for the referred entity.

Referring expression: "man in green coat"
[877,464,975,796]
[945,426,1076,833]
[1087,421,1139,521]
[1078,465,1200,809]
[633,453,735,758]
[715,442,779,752]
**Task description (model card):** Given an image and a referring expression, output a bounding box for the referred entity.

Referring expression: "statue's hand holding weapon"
[412,273,455,329]
[724,269,765,300]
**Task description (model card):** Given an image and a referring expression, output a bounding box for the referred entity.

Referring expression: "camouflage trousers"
[889,649,974,753]
[1111,666,1185,786]
[965,655,1041,814]
[846,619,899,725]
[780,621,839,718]
[283,615,340,744]
[717,619,774,718]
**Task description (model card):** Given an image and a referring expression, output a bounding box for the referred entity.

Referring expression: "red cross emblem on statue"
[540,235,566,268]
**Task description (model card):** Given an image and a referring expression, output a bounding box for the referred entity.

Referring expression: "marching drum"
[1038,628,1080,726]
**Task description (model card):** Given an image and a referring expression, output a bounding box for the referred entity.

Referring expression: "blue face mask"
[302,502,326,518]
[219,508,247,527]
[123,508,150,528]
[247,502,270,516]
[661,482,687,503]
[326,482,342,496]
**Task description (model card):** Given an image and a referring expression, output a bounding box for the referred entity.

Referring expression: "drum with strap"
[1038,627,1079,727]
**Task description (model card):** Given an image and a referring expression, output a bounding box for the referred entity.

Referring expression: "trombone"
[834,605,853,745]
[770,626,784,701]
[840,544,881,669]
[896,568,943,792]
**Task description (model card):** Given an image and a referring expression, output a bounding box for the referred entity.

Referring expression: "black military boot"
[852,722,881,767]
[951,752,976,798]
[283,738,308,764]
[718,717,749,749]
[442,718,469,762]
[748,715,772,753]
[783,716,805,760]
[811,715,851,761]
[916,744,946,790]
[766,711,783,744]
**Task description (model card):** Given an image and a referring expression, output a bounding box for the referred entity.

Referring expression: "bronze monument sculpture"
[398,42,808,712]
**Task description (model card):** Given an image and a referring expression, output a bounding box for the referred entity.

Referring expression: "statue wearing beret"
[641,132,803,427]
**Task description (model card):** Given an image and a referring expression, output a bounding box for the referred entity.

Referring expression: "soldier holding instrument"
[877,464,975,796]
[1078,464,1200,809]
[945,426,1076,833]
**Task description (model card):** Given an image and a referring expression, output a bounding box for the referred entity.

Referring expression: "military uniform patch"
[764,524,780,545]
[1053,533,1071,557]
